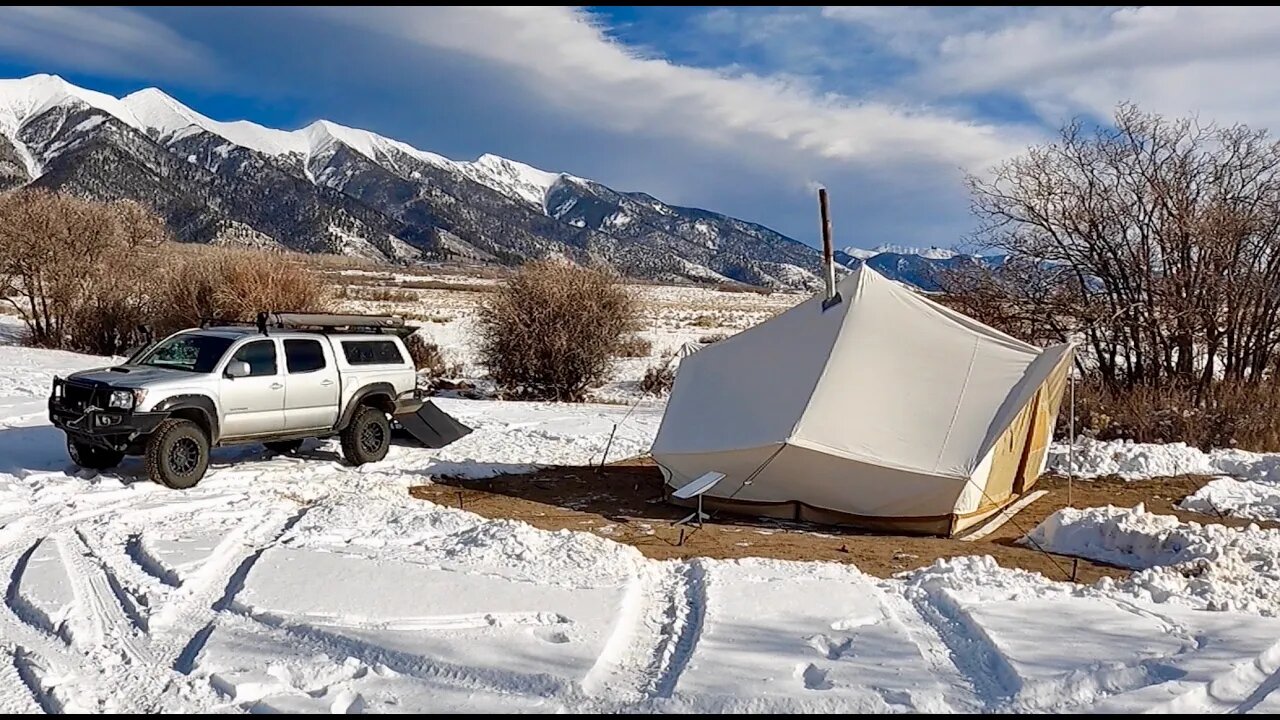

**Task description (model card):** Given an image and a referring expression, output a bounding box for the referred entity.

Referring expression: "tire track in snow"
[222,610,573,700]
[0,541,83,709]
[0,647,44,714]
[1132,635,1280,714]
[873,582,971,713]
[651,559,707,700]
[4,540,58,637]
[906,584,1021,710]
[579,564,660,701]
[1235,663,1280,714]
[56,530,151,662]
[154,506,310,674]
[11,647,62,714]
[582,560,708,704]
[3,507,310,712]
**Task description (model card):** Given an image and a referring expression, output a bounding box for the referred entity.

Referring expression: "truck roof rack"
[256,312,406,335]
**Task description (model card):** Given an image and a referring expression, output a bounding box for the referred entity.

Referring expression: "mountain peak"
[0,72,834,290]
[122,87,201,138]
[459,153,562,208]
[0,73,141,134]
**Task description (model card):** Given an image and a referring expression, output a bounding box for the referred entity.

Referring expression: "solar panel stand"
[672,471,725,530]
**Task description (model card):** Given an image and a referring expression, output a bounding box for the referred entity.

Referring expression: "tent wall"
[649,265,1079,537]
[658,443,968,525]
[1018,348,1073,492]
[794,268,1048,478]
[958,346,1075,512]
[983,391,1038,505]
[651,289,848,458]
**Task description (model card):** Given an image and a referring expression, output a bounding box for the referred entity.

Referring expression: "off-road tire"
[145,419,210,489]
[340,406,390,466]
[264,439,304,455]
[66,437,124,471]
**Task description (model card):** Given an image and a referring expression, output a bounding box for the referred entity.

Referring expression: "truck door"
[219,338,285,438]
[282,338,340,431]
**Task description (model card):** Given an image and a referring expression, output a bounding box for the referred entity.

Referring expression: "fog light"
[97,415,120,427]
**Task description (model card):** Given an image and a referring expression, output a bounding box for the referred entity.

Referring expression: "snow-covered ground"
[1046,438,1280,522]
[1047,438,1280,483]
[8,339,1280,712]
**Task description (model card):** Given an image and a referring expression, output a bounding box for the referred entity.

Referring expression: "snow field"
[7,333,1280,711]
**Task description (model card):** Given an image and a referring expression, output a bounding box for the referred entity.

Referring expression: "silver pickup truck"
[48,313,426,489]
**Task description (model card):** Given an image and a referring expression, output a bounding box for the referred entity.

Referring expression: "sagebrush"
[640,362,676,395]
[405,333,461,384]
[155,245,331,335]
[615,334,652,358]
[476,261,637,401]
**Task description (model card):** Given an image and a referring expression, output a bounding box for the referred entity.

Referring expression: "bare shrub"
[1063,378,1280,452]
[688,314,718,328]
[715,282,772,295]
[0,190,169,354]
[615,334,652,358]
[405,333,461,382]
[476,261,637,401]
[640,362,676,395]
[698,332,730,344]
[155,247,331,334]
[397,278,493,293]
[346,286,417,303]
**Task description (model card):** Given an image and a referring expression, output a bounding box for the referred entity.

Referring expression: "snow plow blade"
[394,401,473,448]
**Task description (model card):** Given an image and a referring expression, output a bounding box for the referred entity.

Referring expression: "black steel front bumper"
[49,394,169,452]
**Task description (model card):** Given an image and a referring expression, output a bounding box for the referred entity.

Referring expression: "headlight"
[108,388,146,410]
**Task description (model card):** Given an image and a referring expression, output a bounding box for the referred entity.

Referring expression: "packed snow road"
[5,342,1280,712]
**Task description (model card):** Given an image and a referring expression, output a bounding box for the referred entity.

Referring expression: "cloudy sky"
[0,6,1274,250]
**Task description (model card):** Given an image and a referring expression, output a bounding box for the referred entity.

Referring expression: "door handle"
[270,382,283,390]
[321,379,334,387]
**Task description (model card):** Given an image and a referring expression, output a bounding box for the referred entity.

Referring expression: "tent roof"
[652,264,1073,479]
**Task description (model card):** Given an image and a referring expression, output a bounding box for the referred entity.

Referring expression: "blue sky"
[2,7,1278,250]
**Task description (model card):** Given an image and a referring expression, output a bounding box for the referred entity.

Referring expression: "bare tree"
[955,104,1280,399]
[0,190,169,352]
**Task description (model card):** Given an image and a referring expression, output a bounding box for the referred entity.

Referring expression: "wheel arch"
[335,382,395,431]
[152,395,219,443]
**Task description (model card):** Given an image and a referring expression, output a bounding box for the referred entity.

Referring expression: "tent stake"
[597,424,619,474]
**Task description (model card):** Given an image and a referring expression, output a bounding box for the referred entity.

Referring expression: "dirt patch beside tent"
[409,460,1264,584]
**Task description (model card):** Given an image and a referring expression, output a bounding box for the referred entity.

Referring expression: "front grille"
[63,382,99,411]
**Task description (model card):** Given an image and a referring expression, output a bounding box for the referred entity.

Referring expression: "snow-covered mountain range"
[834,244,1000,292]
[0,74,845,288]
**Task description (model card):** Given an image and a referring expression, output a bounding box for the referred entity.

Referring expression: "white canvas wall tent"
[650,264,1075,536]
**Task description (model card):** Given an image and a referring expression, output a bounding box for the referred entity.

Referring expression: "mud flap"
[393,401,473,449]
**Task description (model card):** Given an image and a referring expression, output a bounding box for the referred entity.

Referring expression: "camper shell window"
[341,340,405,366]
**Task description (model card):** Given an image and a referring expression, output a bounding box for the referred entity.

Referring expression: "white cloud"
[827,6,1280,129]
[321,7,1030,174]
[0,6,209,79]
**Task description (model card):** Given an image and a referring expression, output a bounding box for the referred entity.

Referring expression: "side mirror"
[225,360,251,378]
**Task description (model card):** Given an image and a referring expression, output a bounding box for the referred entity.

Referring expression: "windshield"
[136,334,236,373]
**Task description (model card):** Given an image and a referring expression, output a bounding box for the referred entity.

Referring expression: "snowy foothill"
[7,334,1280,711]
